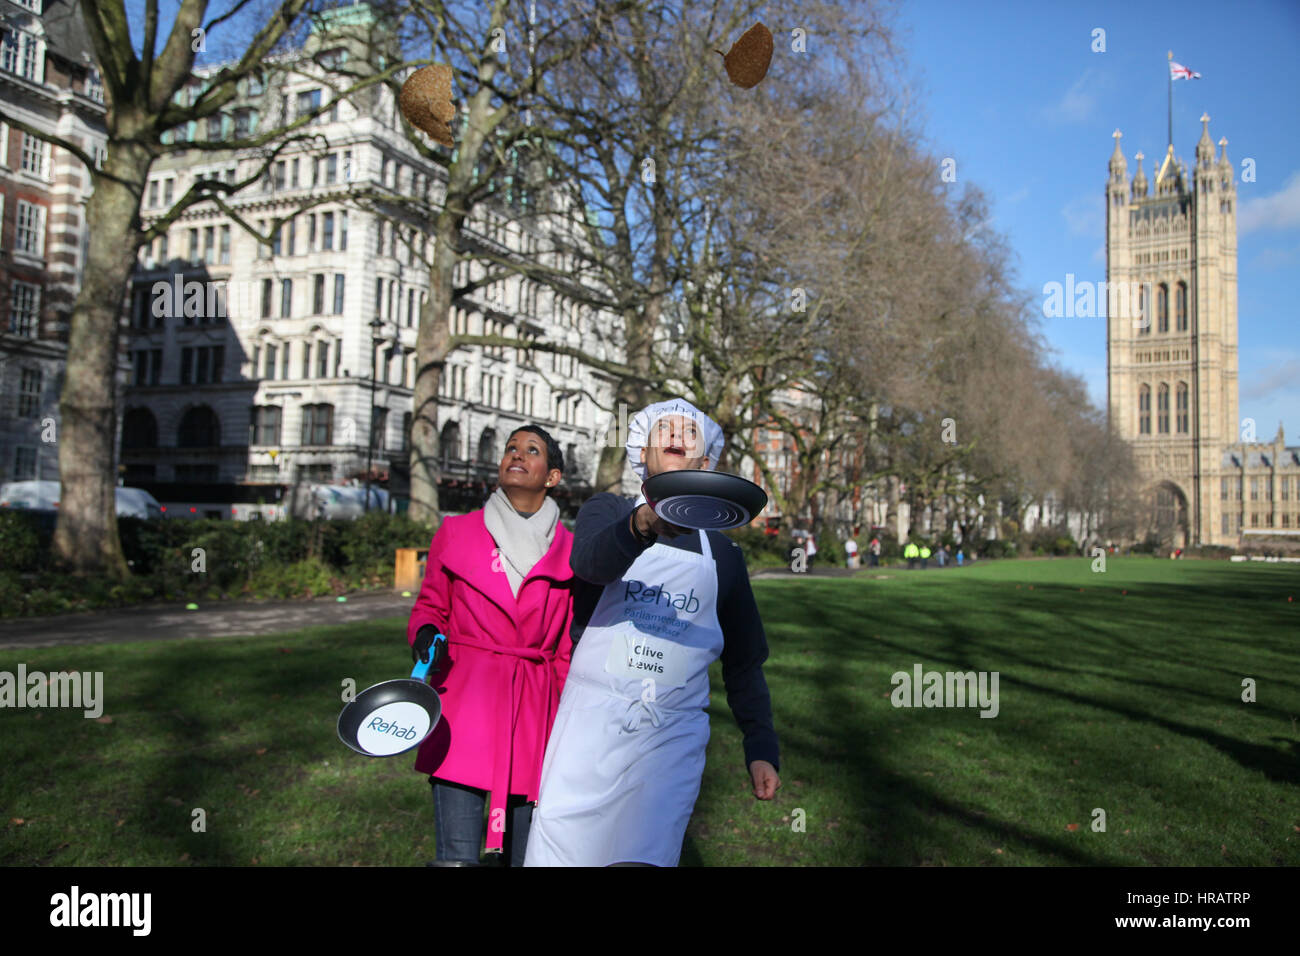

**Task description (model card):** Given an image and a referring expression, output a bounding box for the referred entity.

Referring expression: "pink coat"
[406,510,574,852]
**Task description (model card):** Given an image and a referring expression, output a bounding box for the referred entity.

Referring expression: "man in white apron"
[525,398,781,866]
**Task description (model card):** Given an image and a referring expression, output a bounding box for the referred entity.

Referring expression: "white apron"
[524,525,724,867]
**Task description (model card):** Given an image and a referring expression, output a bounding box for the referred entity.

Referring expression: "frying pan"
[642,470,768,530]
[337,634,447,757]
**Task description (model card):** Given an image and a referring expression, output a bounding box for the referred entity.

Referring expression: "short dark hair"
[507,424,564,474]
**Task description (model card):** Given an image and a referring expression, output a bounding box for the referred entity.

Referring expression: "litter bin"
[395,547,428,592]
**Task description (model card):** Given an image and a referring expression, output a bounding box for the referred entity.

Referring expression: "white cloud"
[1040,71,1099,125]
[1239,170,1300,235]
[1062,194,1103,238]
[1241,358,1300,401]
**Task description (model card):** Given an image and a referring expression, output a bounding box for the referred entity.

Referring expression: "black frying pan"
[642,470,768,530]
[337,634,446,757]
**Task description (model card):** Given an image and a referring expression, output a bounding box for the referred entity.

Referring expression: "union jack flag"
[1170,61,1202,81]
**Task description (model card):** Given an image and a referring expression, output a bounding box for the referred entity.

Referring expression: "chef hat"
[626,397,726,481]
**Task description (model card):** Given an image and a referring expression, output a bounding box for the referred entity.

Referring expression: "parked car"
[287,483,390,520]
[0,480,165,519]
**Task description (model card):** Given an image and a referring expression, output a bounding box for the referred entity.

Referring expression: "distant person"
[936,546,947,568]
[806,533,817,567]
[919,544,931,569]
[904,541,919,569]
[844,536,859,569]
[956,549,964,567]
[869,536,881,568]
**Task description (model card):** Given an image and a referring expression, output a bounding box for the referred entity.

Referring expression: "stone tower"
[1105,115,1239,546]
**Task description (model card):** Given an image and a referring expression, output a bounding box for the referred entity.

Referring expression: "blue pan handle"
[410,633,448,682]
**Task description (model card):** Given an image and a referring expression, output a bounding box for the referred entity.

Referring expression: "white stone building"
[119,5,617,517]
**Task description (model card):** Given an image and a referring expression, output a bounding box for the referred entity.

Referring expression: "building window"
[12,446,37,480]
[280,342,289,380]
[1250,477,1258,501]
[203,226,216,264]
[17,367,40,416]
[296,89,321,123]
[1157,284,1168,333]
[271,222,283,256]
[1176,382,1188,434]
[1220,477,1229,501]
[19,133,49,179]
[264,344,277,380]
[177,406,221,448]
[1,29,44,83]
[1235,477,1242,501]
[148,180,159,208]
[9,281,40,336]
[1283,477,1291,502]
[322,212,334,251]
[333,274,345,314]
[219,225,231,264]
[121,408,158,450]
[1138,385,1151,435]
[1176,282,1187,332]
[261,279,273,318]
[188,228,200,264]
[1156,383,1169,434]
[248,405,282,447]
[313,274,325,315]
[340,210,348,250]
[280,279,292,318]
[234,108,255,138]
[287,217,296,255]
[326,154,338,184]
[317,341,329,378]
[301,404,334,445]
[407,288,416,328]
[163,178,173,206]
[15,200,45,256]
[1222,513,1230,535]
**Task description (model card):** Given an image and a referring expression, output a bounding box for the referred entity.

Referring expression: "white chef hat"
[626,397,726,481]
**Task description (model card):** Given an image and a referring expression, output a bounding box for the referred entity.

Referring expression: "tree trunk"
[51,143,152,579]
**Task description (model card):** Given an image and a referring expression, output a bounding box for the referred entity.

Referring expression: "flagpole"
[1167,50,1173,149]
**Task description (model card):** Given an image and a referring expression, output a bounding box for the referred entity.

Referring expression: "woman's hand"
[749,759,780,799]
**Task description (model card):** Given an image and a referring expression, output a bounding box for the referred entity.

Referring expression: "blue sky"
[894,0,1300,442]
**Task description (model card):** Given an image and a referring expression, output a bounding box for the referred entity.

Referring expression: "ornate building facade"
[0,0,106,483]
[1106,115,1298,547]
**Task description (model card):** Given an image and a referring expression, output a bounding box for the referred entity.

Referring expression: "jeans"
[430,777,533,866]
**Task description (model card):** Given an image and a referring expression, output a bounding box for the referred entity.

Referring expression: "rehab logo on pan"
[356,701,431,755]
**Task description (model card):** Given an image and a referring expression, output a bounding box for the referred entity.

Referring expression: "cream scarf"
[482,486,559,597]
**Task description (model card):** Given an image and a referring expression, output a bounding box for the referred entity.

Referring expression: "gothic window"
[1138,385,1151,435]
[1157,284,1168,333]
[1157,383,1169,434]
[1138,285,1150,335]
[1176,382,1189,434]
[1175,281,1187,331]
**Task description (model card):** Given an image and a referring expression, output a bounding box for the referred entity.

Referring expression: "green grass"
[2,557,1297,866]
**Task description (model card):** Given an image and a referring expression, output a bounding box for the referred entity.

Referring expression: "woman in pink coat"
[406,424,574,866]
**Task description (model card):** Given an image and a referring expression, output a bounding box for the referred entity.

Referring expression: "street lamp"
[365,317,384,513]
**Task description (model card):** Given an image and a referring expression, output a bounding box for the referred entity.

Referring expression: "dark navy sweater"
[569,493,780,772]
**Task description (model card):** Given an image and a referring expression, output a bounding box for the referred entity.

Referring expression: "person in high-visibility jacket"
[919,544,931,569]
[904,541,919,569]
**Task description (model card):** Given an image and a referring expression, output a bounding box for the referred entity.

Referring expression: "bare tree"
[0,0,417,577]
